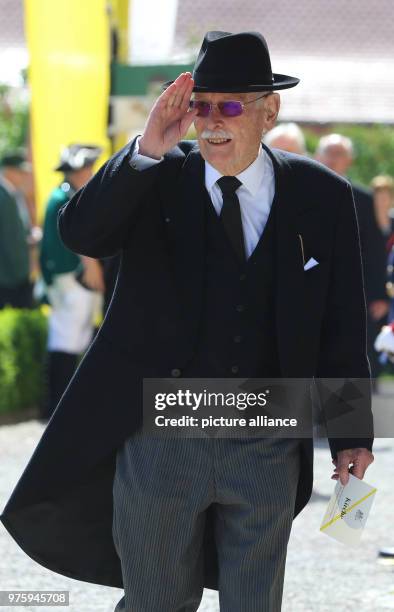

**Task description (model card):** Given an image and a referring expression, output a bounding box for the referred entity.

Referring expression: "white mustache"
[201,129,233,140]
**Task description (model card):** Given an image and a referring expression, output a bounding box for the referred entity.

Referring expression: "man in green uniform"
[40,144,104,418]
[0,152,33,308]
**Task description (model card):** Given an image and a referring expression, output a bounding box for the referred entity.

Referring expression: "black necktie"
[217,176,245,262]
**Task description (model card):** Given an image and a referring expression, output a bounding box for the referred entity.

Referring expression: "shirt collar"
[204,145,266,197]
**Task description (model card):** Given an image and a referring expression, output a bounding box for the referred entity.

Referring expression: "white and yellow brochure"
[320,474,377,547]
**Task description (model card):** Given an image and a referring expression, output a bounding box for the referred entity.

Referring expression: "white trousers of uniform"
[46,272,102,354]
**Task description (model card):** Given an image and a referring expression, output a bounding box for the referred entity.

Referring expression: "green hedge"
[0,308,47,413]
[0,84,29,158]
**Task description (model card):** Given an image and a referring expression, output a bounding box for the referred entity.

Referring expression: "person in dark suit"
[371,175,394,239]
[316,134,389,387]
[0,152,34,309]
[1,32,374,612]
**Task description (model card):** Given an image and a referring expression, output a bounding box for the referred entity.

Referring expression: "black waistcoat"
[183,191,280,378]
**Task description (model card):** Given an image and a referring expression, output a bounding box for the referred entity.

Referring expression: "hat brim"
[54,164,73,172]
[0,160,32,171]
[54,160,98,173]
[162,73,299,92]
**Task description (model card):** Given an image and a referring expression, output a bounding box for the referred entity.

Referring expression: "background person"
[371,176,394,324]
[371,176,394,561]
[386,241,394,323]
[0,152,35,309]
[263,121,307,155]
[371,175,394,242]
[39,144,104,419]
[316,134,389,387]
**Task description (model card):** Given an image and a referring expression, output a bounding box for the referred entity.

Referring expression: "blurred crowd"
[0,127,394,419]
[264,126,394,382]
[0,144,119,419]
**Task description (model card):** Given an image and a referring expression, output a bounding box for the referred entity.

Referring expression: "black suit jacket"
[0,140,373,590]
[351,182,387,304]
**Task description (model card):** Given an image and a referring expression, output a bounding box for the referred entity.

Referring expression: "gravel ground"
[1,384,394,612]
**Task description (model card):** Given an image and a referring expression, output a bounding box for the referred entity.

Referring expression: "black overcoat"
[351,183,388,378]
[1,140,373,590]
[351,182,387,305]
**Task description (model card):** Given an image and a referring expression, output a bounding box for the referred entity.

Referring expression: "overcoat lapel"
[159,146,207,348]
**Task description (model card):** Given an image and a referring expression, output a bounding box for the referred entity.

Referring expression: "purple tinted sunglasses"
[189,93,271,117]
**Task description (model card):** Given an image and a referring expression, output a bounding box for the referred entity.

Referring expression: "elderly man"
[316,134,389,388]
[2,32,373,612]
[263,122,307,155]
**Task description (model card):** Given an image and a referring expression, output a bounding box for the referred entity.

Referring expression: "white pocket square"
[304,257,319,271]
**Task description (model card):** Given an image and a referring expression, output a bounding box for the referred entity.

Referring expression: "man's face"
[268,135,304,155]
[374,189,393,213]
[193,91,279,175]
[3,166,31,191]
[318,144,352,176]
[69,165,95,190]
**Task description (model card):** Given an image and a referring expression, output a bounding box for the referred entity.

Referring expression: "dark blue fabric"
[184,191,280,378]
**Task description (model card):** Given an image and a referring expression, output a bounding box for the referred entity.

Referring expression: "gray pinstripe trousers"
[112,434,300,612]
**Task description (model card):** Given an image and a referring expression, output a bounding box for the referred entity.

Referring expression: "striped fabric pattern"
[113,434,300,612]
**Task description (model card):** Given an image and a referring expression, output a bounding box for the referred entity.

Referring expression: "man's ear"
[264,93,280,129]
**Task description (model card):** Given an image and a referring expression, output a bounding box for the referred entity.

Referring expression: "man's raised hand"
[138,73,198,159]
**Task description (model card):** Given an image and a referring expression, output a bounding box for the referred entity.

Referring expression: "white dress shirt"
[131,138,276,259]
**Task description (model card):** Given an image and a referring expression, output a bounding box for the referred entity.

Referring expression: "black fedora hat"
[165,31,299,93]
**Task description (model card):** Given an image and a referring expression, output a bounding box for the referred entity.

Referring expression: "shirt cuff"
[128,136,164,170]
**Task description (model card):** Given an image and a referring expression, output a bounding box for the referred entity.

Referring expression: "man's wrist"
[138,136,163,160]
[128,136,164,170]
